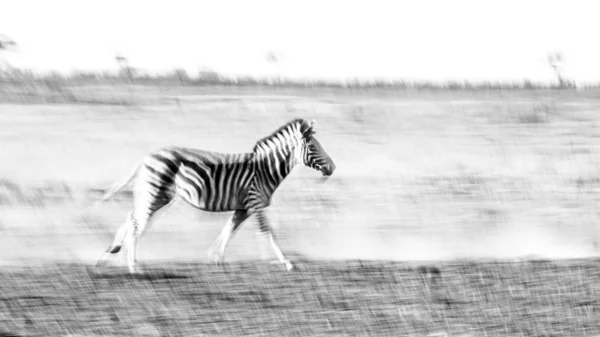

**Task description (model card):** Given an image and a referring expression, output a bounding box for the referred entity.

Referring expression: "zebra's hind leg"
[123,212,153,274]
[256,210,294,272]
[208,210,251,265]
[95,212,135,269]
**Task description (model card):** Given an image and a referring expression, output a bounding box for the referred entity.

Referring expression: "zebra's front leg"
[209,210,250,265]
[256,210,294,271]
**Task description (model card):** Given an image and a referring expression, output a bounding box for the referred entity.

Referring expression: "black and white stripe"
[96,118,336,273]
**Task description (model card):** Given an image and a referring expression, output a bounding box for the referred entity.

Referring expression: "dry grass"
[1,259,600,336]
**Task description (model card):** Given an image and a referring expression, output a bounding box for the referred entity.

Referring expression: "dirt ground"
[2,85,600,335]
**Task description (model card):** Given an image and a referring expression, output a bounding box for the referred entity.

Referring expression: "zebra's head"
[300,120,336,177]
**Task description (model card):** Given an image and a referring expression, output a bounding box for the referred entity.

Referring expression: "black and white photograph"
[1,0,600,335]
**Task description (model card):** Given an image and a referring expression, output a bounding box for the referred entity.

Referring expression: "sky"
[2,0,600,84]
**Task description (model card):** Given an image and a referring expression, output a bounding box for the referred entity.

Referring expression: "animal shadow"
[90,268,190,281]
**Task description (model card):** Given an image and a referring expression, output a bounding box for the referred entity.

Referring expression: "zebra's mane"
[252,118,313,153]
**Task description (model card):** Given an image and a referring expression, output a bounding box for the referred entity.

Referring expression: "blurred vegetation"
[2,65,597,106]
[0,65,588,97]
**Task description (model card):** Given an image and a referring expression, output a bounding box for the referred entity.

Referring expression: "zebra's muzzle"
[321,162,336,176]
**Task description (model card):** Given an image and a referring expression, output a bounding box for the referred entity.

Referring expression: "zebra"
[95,118,336,273]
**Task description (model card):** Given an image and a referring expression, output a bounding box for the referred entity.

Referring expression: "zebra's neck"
[250,120,306,199]
[252,138,301,195]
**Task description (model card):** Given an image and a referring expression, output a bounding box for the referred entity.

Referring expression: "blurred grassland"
[0,84,600,264]
[2,259,600,336]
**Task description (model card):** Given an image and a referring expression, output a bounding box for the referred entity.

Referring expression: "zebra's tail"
[95,162,142,206]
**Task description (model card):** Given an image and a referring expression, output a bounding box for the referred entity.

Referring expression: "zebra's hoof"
[94,260,109,270]
[212,255,225,267]
[129,267,145,276]
[207,248,216,258]
[284,261,294,272]
[208,249,224,265]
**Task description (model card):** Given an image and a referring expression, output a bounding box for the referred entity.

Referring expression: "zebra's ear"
[302,120,316,138]
[306,119,317,134]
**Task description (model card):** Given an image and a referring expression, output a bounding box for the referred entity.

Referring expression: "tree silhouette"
[0,35,17,50]
[173,68,189,84]
[266,51,280,85]
[0,35,18,75]
[115,53,135,102]
[547,51,573,88]
[115,54,135,83]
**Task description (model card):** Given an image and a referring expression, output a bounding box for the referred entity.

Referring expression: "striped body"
[140,147,255,213]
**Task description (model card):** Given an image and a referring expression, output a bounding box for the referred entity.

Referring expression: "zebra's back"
[140,147,255,212]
